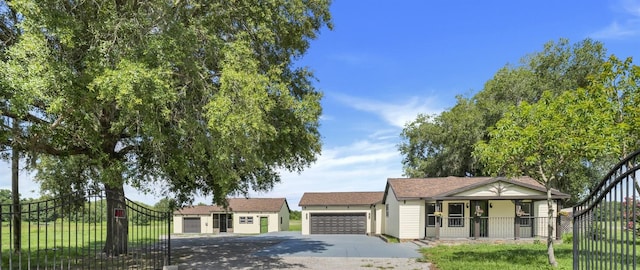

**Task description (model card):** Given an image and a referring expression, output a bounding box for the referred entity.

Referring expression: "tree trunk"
[11,119,20,254]
[546,187,558,267]
[103,184,128,256]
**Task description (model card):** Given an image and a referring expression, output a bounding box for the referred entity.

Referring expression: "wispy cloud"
[257,137,403,209]
[333,94,442,128]
[591,0,640,39]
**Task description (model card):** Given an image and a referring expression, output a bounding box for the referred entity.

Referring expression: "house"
[173,198,290,234]
[383,176,570,240]
[299,192,385,235]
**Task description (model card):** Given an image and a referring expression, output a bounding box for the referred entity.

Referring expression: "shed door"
[310,213,366,234]
[183,217,201,233]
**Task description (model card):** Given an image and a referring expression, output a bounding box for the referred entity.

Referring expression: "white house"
[173,198,290,234]
[383,176,570,240]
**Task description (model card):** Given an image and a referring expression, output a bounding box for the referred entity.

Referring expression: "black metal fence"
[573,149,640,269]
[0,190,171,269]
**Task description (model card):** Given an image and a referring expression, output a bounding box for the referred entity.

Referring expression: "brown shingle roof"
[174,198,288,215]
[298,192,384,206]
[386,176,569,200]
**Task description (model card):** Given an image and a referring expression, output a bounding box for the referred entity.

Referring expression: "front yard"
[421,242,573,270]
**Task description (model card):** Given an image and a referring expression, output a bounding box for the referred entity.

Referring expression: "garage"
[183,217,201,233]
[310,213,366,234]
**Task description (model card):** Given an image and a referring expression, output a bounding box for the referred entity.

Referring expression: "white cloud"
[333,93,442,128]
[591,0,640,39]
[591,21,639,39]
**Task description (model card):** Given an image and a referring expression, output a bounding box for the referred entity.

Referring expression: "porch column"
[435,200,442,240]
[555,200,563,240]
[514,200,521,240]
[474,201,480,240]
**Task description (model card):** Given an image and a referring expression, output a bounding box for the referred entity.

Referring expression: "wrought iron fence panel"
[573,149,640,270]
[0,189,171,269]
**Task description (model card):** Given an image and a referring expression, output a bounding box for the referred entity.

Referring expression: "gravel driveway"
[170,232,430,269]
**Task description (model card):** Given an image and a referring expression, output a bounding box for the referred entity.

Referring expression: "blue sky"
[1,0,639,210]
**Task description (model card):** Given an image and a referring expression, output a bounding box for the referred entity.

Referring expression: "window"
[385,204,389,217]
[427,203,442,227]
[448,203,464,227]
[213,214,219,229]
[519,202,532,227]
[227,214,234,228]
[238,216,252,225]
[280,217,283,224]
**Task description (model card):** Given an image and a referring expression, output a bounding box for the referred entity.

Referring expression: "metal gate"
[573,149,640,269]
[0,189,172,269]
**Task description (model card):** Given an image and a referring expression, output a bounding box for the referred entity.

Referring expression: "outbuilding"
[173,198,290,234]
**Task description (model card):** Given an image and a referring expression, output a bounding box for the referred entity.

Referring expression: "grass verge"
[421,242,572,270]
[289,219,301,231]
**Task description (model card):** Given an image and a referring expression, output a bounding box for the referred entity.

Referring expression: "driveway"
[170,232,430,269]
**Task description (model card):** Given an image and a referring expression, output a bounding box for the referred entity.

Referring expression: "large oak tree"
[0,0,331,255]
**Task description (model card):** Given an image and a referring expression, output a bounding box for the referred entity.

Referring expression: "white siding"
[398,200,424,239]
[233,212,281,234]
[174,216,182,233]
[279,203,290,231]
[384,189,400,238]
[488,200,514,238]
[374,203,385,235]
[534,200,558,238]
[301,205,373,235]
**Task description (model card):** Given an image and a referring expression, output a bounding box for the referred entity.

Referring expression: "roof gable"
[299,192,384,206]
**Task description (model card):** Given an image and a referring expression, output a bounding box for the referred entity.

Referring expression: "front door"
[469,200,489,237]
[220,214,227,232]
[260,217,268,233]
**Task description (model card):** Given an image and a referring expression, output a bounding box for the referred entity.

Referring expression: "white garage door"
[310,213,366,234]
[183,217,201,233]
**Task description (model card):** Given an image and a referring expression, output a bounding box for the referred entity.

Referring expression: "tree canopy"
[1,0,332,204]
[399,38,609,205]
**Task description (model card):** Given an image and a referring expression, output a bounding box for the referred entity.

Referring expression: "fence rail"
[573,149,640,270]
[0,190,171,269]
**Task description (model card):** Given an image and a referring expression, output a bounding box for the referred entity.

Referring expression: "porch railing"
[431,217,566,239]
[0,190,171,269]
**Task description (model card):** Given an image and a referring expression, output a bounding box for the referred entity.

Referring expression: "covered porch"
[426,198,567,240]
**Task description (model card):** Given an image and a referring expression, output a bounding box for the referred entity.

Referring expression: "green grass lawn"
[289,219,301,231]
[1,220,169,268]
[421,242,573,270]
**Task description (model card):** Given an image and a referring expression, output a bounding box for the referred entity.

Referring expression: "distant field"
[289,219,301,231]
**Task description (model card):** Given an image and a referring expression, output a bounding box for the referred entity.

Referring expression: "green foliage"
[289,210,301,220]
[0,0,332,206]
[399,39,608,200]
[561,233,573,244]
[154,197,176,213]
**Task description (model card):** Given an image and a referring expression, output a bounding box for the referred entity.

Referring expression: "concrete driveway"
[171,232,429,269]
